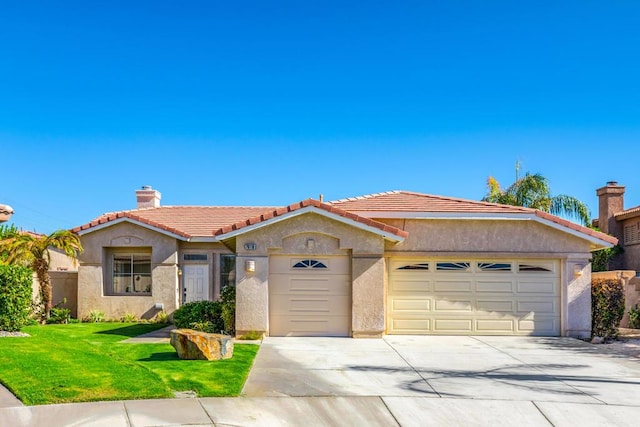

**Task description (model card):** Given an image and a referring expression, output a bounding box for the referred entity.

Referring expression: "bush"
[120,312,138,323]
[173,300,224,333]
[592,278,625,339]
[629,304,640,329]
[86,310,106,323]
[591,244,624,272]
[0,264,33,331]
[47,298,71,324]
[154,310,169,324]
[48,307,71,324]
[220,285,235,334]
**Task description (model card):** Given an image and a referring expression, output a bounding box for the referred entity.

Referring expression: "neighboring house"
[19,230,79,317]
[596,181,640,273]
[72,186,616,339]
[0,204,13,223]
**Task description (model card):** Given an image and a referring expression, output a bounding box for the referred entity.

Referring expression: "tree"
[482,172,591,226]
[0,230,83,319]
[0,224,19,263]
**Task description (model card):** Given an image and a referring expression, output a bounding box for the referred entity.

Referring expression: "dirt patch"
[598,328,640,358]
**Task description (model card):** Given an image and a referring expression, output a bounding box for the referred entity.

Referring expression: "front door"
[183,264,209,303]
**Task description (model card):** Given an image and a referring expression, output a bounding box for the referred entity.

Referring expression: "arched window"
[293,259,328,269]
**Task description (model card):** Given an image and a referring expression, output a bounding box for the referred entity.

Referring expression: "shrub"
[220,285,235,334]
[48,307,71,324]
[154,310,169,324]
[629,304,640,329]
[86,310,106,323]
[591,244,624,272]
[0,264,33,331]
[592,278,625,339]
[120,312,138,323]
[47,298,71,324]
[173,300,224,333]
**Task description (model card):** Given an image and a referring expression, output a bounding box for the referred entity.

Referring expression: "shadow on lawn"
[95,324,165,338]
[138,352,180,362]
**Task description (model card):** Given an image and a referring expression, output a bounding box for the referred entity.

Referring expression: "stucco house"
[596,181,640,273]
[72,186,616,339]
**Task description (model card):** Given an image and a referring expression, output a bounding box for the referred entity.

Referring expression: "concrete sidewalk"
[2,395,640,426]
[2,335,640,426]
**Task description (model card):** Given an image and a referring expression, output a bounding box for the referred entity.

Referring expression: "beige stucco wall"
[77,222,180,320]
[380,219,592,254]
[231,212,386,337]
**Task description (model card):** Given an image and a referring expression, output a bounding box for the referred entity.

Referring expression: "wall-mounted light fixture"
[573,265,583,278]
[245,260,256,272]
[177,268,182,276]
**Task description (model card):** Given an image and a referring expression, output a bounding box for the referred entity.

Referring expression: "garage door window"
[396,262,430,270]
[436,262,470,271]
[293,259,327,269]
[477,262,512,272]
[518,263,553,272]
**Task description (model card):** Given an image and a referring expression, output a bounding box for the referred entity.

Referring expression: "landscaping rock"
[170,329,233,360]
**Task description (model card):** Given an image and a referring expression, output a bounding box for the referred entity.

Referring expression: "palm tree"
[482,172,590,226]
[0,230,83,319]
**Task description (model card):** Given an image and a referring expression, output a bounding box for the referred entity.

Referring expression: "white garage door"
[388,259,560,336]
[269,256,351,337]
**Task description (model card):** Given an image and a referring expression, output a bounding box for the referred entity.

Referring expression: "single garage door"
[387,259,560,336]
[269,255,351,336]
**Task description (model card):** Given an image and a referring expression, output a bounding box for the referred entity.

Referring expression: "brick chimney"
[136,186,161,209]
[596,181,625,237]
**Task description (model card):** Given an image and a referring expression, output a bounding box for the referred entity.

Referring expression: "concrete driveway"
[242,335,640,425]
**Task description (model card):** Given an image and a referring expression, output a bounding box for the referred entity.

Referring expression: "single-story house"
[72,186,616,339]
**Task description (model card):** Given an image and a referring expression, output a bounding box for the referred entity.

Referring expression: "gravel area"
[0,331,30,337]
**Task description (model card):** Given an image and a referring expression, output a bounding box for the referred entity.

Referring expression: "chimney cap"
[607,181,619,186]
[141,185,153,190]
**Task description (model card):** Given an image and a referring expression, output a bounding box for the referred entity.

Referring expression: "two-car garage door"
[387,259,560,336]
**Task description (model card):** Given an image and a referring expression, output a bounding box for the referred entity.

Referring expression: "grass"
[0,322,259,405]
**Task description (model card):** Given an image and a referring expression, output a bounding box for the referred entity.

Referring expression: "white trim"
[348,211,614,248]
[216,206,406,242]
[75,217,189,241]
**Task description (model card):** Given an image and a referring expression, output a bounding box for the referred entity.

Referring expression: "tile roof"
[615,205,640,221]
[330,190,617,245]
[329,190,534,213]
[72,206,278,239]
[213,199,409,239]
[71,190,616,245]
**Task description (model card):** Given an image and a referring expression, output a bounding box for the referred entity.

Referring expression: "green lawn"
[0,323,258,405]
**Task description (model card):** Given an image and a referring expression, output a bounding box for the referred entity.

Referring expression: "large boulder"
[170,329,234,360]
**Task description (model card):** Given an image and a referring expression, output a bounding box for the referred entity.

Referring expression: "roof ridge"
[330,190,534,212]
[328,190,400,204]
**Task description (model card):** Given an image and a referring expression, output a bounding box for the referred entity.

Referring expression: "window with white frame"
[111,253,152,295]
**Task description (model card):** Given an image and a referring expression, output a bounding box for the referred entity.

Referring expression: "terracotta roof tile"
[615,205,640,221]
[212,198,409,239]
[329,190,534,213]
[71,191,613,245]
[72,206,279,239]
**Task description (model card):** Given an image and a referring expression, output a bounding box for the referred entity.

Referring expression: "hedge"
[0,264,33,331]
[592,277,625,339]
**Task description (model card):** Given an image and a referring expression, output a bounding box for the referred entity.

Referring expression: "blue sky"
[1,1,639,234]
